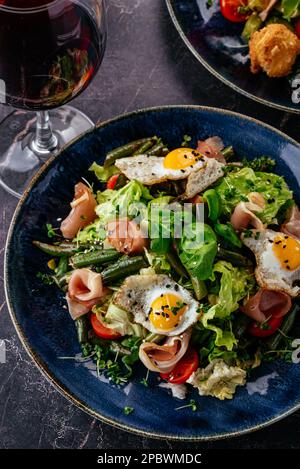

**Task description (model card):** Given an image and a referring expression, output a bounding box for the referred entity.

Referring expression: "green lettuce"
[201,261,255,351]
[215,167,292,224]
[75,180,152,243]
[95,180,152,223]
[282,0,300,20]
[89,162,119,182]
[177,223,218,281]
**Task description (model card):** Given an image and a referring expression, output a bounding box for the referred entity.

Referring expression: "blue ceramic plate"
[5,106,300,440]
[166,0,300,113]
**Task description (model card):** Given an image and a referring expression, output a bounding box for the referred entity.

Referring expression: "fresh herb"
[181,134,192,146]
[242,156,276,172]
[243,229,253,239]
[36,271,55,285]
[240,195,249,202]
[123,406,134,415]
[170,301,187,316]
[46,223,58,239]
[175,399,198,412]
[140,369,150,387]
[223,186,237,200]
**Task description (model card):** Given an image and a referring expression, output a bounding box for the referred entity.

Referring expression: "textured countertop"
[1,0,300,449]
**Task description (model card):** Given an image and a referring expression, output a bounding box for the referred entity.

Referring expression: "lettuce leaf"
[282,0,300,20]
[95,180,152,224]
[75,180,152,243]
[215,167,292,224]
[201,261,255,351]
[177,223,218,281]
[89,162,119,182]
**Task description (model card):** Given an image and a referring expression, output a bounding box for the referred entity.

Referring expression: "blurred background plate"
[5,106,300,440]
[166,0,300,113]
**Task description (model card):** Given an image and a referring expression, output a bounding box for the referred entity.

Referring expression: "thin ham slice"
[197,136,226,163]
[66,268,105,320]
[242,288,292,323]
[282,205,300,240]
[139,330,191,373]
[259,0,277,22]
[106,217,148,255]
[231,192,265,232]
[61,182,97,239]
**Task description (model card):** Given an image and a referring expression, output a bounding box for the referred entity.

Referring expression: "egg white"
[242,229,300,297]
[114,274,200,336]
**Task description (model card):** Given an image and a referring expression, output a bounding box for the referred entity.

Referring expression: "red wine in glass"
[0,0,105,110]
[0,0,107,198]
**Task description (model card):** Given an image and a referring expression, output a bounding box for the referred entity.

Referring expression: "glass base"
[0,106,94,198]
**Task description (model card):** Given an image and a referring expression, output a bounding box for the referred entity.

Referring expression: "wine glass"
[0,0,107,198]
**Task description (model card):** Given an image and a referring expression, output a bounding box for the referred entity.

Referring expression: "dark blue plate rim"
[4,105,300,441]
[165,0,300,115]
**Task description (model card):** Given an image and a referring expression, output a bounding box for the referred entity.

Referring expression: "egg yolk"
[272,234,300,271]
[163,148,202,170]
[149,293,187,331]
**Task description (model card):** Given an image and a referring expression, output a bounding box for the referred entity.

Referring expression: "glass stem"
[31,111,58,157]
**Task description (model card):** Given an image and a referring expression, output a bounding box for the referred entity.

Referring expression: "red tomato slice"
[160,348,199,384]
[248,316,283,338]
[91,313,121,340]
[295,19,300,39]
[188,194,203,204]
[107,174,120,190]
[220,0,249,23]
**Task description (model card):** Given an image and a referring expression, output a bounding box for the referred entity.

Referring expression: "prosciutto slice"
[61,182,97,239]
[139,330,191,373]
[106,217,148,255]
[242,288,292,323]
[67,268,105,320]
[282,205,300,240]
[197,136,226,163]
[259,0,277,22]
[231,192,265,232]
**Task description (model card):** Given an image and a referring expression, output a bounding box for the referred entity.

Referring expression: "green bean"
[33,240,79,257]
[265,303,300,351]
[216,246,252,267]
[55,257,69,278]
[221,145,234,161]
[104,138,156,167]
[166,251,188,278]
[191,277,207,301]
[133,140,155,156]
[75,316,89,344]
[101,256,147,284]
[71,249,121,269]
[146,142,164,155]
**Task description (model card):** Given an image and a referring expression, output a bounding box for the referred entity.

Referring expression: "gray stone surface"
[1,0,300,449]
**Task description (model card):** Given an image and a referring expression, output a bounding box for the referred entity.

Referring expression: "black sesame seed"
[166,284,171,288]
[287,266,291,270]
[180,169,185,173]
[275,240,282,245]
[174,284,179,291]
[284,260,289,264]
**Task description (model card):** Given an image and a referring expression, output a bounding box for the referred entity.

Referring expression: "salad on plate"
[34,133,300,402]
[216,0,300,77]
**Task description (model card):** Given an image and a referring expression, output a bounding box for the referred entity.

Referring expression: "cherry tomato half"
[188,194,203,204]
[91,313,121,340]
[220,0,249,23]
[160,348,199,384]
[248,316,283,338]
[107,173,120,190]
[295,19,300,39]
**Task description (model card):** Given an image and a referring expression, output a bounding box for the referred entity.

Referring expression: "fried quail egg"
[115,148,224,193]
[114,274,199,336]
[242,229,300,297]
